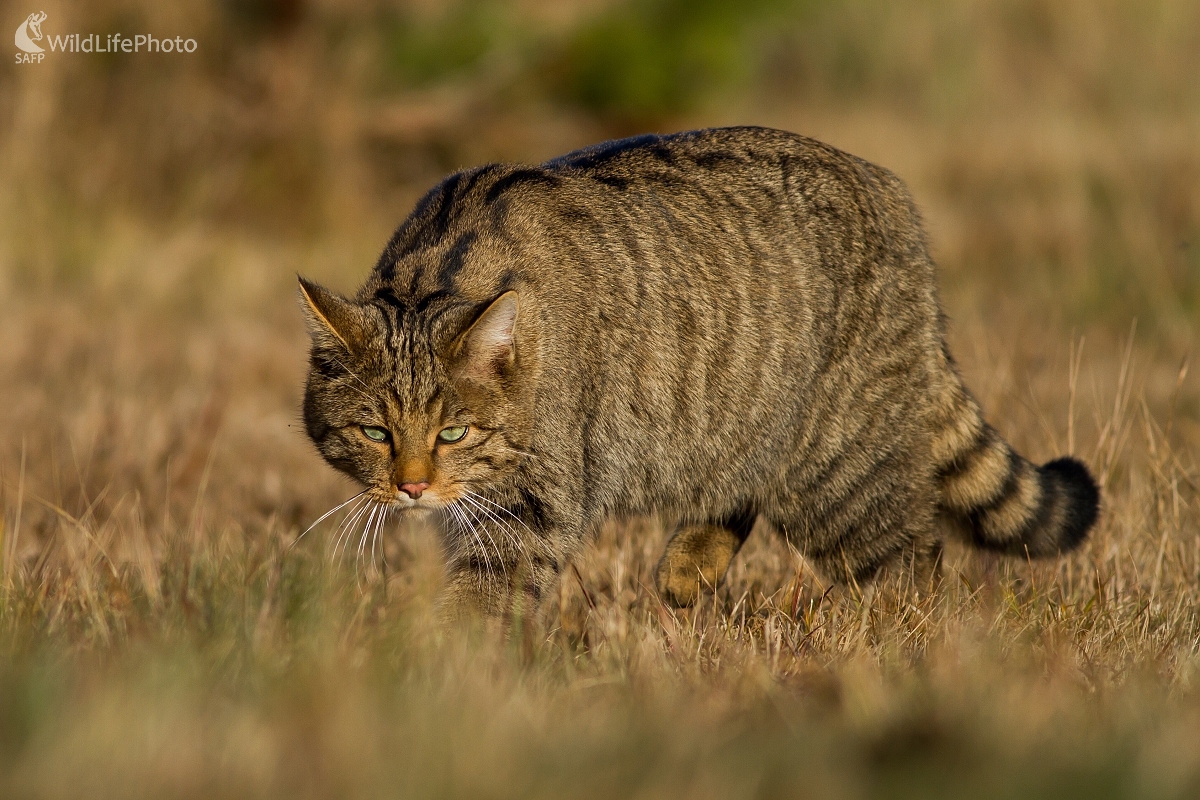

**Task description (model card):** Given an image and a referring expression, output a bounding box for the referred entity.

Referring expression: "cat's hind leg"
[893,529,944,597]
[775,493,941,599]
[655,509,757,607]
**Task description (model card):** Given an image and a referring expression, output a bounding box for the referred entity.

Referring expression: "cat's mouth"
[368,477,480,513]
[371,487,446,512]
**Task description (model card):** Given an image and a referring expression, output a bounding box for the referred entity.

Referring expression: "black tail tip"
[1042,457,1100,551]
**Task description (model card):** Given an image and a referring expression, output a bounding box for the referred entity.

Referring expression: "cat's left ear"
[449,291,519,383]
[297,276,365,352]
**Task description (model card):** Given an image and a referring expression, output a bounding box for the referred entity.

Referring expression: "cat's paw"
[654,524,741,607]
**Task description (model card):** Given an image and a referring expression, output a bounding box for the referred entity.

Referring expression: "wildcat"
[299,126,1099,617]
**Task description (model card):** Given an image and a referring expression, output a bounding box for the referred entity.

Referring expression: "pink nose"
[399,481,430,499]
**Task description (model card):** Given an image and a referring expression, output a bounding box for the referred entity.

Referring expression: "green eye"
[437,425,468,443]
[361,425,389,442]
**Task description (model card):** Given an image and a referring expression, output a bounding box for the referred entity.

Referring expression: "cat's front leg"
[438,540,563,623]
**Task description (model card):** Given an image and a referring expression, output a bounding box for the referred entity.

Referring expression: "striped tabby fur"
[299,126,1099,617]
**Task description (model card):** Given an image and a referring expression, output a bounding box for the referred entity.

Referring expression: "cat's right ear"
[447,291,520,385]
[297,276,363,352]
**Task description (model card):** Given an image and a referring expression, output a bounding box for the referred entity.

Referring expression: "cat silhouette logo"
[15,11,47,63]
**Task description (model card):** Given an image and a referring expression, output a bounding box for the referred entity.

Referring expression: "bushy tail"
[929,366,1099,555]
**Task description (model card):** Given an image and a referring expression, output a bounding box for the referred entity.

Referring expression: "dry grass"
[1,0,1198,797]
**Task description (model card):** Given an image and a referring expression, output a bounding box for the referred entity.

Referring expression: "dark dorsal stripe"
[484,168,561,205]
[376,172,466,284]
[423,173,463,249]
[545,133,666,171]
[373,286,406,309]
[438,230,478,293]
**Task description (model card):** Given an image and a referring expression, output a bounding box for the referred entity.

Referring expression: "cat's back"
[514,127,920,259]
[368,126,922,297]
[540,126,890,196]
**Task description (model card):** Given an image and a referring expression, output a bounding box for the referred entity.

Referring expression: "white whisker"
[332,357,373,392]
[459,492,530,575]
[370,505,389,572]
[462,489,526,524]
[292,489,368,551]
[334,498,374,564]
[463,490,538,545]
[454,501,496,589]
[457,495,509,581]
[497,446,537,461]
[356,503,381,574]
[328,494,371,561]
[459,500,499,585]
[447,503,487,593]
[330,376,375,405]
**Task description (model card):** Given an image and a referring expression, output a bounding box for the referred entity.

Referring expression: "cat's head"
[298,277,533,513]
